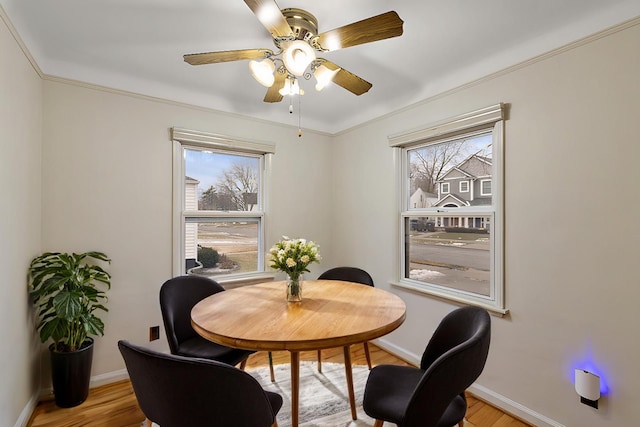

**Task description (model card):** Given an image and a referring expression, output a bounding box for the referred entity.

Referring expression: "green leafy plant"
[28,251,111,352]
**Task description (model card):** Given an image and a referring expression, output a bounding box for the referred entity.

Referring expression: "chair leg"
[373,420,384,427]
[363,341,372,369]
[458,421,464,427]
[145,419,153,427]
[268,351,275,382]
[239,358,248,370]
[317,349,322,373]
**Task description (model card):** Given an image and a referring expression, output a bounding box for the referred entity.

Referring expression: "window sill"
[219,273,276,290]
[390,280,509,317]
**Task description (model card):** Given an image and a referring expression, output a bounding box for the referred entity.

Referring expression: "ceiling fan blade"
[184,49,273,66]
[322,60,372,96]
[244,0,293,38]
[264,71,287,103]
[315,11,404,52]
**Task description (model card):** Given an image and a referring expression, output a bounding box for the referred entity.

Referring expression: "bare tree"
[215,163,258,211]
[410,140,466,194]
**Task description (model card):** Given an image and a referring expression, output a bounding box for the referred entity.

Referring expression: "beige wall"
[0,10,43,427]
[332,20,640,427]
[39,79,334,386]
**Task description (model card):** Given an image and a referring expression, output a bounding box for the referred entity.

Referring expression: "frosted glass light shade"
[282,40,316,76]
[279,78,304,96]
[249,58,276,87]
[314,64,339,91]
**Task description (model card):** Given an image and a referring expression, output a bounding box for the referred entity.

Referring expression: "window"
[390,104,506,313]
[171,128,275,281]
[481,179,492,195]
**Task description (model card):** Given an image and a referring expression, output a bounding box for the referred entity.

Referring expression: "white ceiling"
[2,0,639,134]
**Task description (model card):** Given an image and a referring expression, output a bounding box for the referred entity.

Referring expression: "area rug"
[249,361,375,427]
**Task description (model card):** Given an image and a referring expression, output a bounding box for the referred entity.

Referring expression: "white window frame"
[389,104,507,314]
[441,182,450,194]
[460,181,469,193]
[170,127,276,284]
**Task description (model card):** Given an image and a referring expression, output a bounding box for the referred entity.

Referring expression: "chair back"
[118,340,279,427]
[406,306,491,426]
[318,266,374,287]
[160,275,225,355]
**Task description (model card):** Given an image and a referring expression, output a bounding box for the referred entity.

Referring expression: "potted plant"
[28,251,111,408]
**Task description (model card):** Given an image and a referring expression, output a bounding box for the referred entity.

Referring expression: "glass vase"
[286,274,303,302]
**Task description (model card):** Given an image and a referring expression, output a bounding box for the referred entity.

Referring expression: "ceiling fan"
[183,0,404,103]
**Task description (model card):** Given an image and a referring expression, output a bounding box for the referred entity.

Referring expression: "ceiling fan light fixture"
[314,64,340,91]
[282,40,316,76]
[279,77,304,96]
[249,58,276,87]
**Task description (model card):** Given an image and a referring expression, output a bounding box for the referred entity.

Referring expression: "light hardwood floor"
[28,344,531,427]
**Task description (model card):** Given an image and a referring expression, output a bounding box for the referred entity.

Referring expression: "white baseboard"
[372,337,421,365]
[469,383,566,427]
[90,368,130,387]
[373,338,565,427]
[14,393,38,427]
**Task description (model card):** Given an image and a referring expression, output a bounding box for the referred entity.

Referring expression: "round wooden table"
[191,279,406,427]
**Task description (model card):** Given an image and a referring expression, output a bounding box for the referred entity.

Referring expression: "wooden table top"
[191,280,406,352]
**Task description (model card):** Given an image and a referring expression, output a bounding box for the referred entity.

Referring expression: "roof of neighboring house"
[437,154,492,182]
[434,193,470,207]
[185,176,200,184]
[442,167,475,180]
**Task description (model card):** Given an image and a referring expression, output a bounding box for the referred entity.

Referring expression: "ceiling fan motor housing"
[282,8,318,42]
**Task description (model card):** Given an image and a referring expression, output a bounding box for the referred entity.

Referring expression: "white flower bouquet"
[269,236,321,280]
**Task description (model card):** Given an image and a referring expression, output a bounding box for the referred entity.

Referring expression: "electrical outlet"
[149,325,160,341]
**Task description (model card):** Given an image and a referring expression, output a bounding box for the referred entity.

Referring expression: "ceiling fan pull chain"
[298,95,302,138]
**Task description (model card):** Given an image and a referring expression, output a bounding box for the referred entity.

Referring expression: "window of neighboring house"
[390,104,507,313]
[171,128,275,282]
[481,179,492,196]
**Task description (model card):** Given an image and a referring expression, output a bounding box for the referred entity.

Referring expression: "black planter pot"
[49,338,94,408]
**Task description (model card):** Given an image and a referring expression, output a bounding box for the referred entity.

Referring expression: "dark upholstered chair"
[118,340,282,427]
[160,275,254,368]
[363,306,491,427]
[317,267,376,371]
[160,275,277,381]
